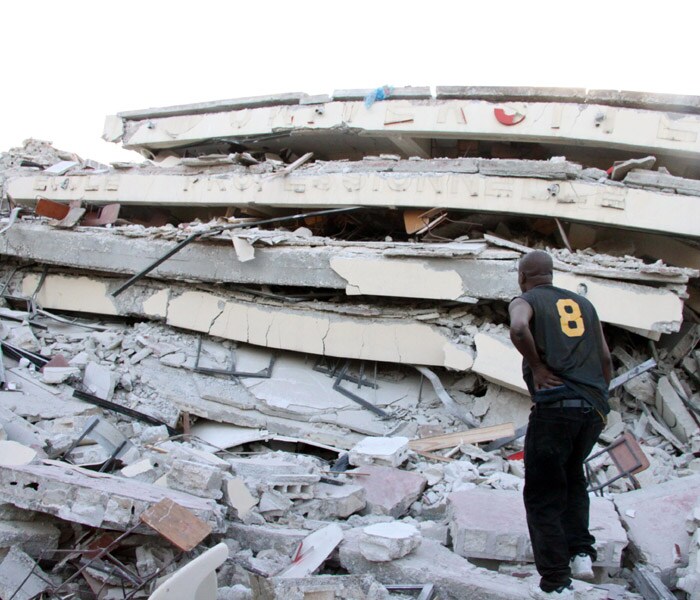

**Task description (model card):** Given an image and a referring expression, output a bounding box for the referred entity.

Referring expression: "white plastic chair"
[149,542,229,600]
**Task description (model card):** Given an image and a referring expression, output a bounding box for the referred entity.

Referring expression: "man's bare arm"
[598,321,613,386]
[509,298,563,390]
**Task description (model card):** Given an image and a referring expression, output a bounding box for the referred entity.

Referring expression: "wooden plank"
[139,498,212,551]
[413,450,455,463]
[409,423,515,452]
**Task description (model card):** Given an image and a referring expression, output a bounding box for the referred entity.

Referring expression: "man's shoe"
[570,553,594,581]
[530,583,574,599]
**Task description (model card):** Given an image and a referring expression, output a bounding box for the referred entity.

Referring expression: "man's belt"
[537,398,589,409]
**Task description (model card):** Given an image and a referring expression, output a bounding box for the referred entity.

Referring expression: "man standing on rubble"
[509,250,612,599]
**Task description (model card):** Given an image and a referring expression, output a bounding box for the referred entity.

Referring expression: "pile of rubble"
[0,86,698,599]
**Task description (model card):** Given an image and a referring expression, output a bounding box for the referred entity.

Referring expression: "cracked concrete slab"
[13,271,473,370]
[0,223,688,332]
[0,460,225,532]
[105,97,700,164]
[8,165,700,237]
[472,333,528,394]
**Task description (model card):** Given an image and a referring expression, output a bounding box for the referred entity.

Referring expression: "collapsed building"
[0,85,698,599]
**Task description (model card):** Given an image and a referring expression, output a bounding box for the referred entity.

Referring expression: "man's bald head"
[518,250,553,291]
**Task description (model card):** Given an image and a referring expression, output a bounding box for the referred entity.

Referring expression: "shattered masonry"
[0,85,698,599]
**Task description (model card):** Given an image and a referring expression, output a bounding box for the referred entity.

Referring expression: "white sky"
[2,0,698,163]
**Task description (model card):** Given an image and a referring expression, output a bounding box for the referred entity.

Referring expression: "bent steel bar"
[111,205,363,297]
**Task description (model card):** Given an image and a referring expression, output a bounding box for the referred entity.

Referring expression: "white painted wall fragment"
[473,333,528,394]
[13,273,475,370]
[22,274,119,316]
[331,256,466,300]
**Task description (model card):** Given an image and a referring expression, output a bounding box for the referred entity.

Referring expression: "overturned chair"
[585,431,650,495]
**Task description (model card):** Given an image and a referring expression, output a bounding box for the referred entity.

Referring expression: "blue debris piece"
[364,85,394,108]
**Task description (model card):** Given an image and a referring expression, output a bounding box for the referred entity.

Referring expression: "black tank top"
[517,285,609,414]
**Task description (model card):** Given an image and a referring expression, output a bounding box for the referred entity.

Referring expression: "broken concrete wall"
[13,271,474,370]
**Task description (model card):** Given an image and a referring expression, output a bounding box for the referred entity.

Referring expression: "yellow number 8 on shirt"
[556,299,585,337]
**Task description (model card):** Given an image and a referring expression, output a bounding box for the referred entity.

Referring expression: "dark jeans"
[524,403,604,592]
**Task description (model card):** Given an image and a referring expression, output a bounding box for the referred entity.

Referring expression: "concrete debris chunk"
[359,522,422,562]
[448,488,627,567]
[655,376,697,443]
[349,436,410,467]
[166,459,225,500]
[0,518,60,558]
[258,490,293,517]
[225,478,258,518]
[83,361,116,400]
[41,365,80,384]
[120,458,158,482]
[340,530,532,600]
[614,474,700,580]
[353,465,427,518]
[250,573,389,600]
[0,440,38,466]
[0,546,50,600]
[677,499,700,599]
[226,522,309,555]
[0,460,225,531]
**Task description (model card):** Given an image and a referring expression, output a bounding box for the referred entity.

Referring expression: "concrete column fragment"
[226,522,310,555]
[166,459,225,500]
[294,482,366,520]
